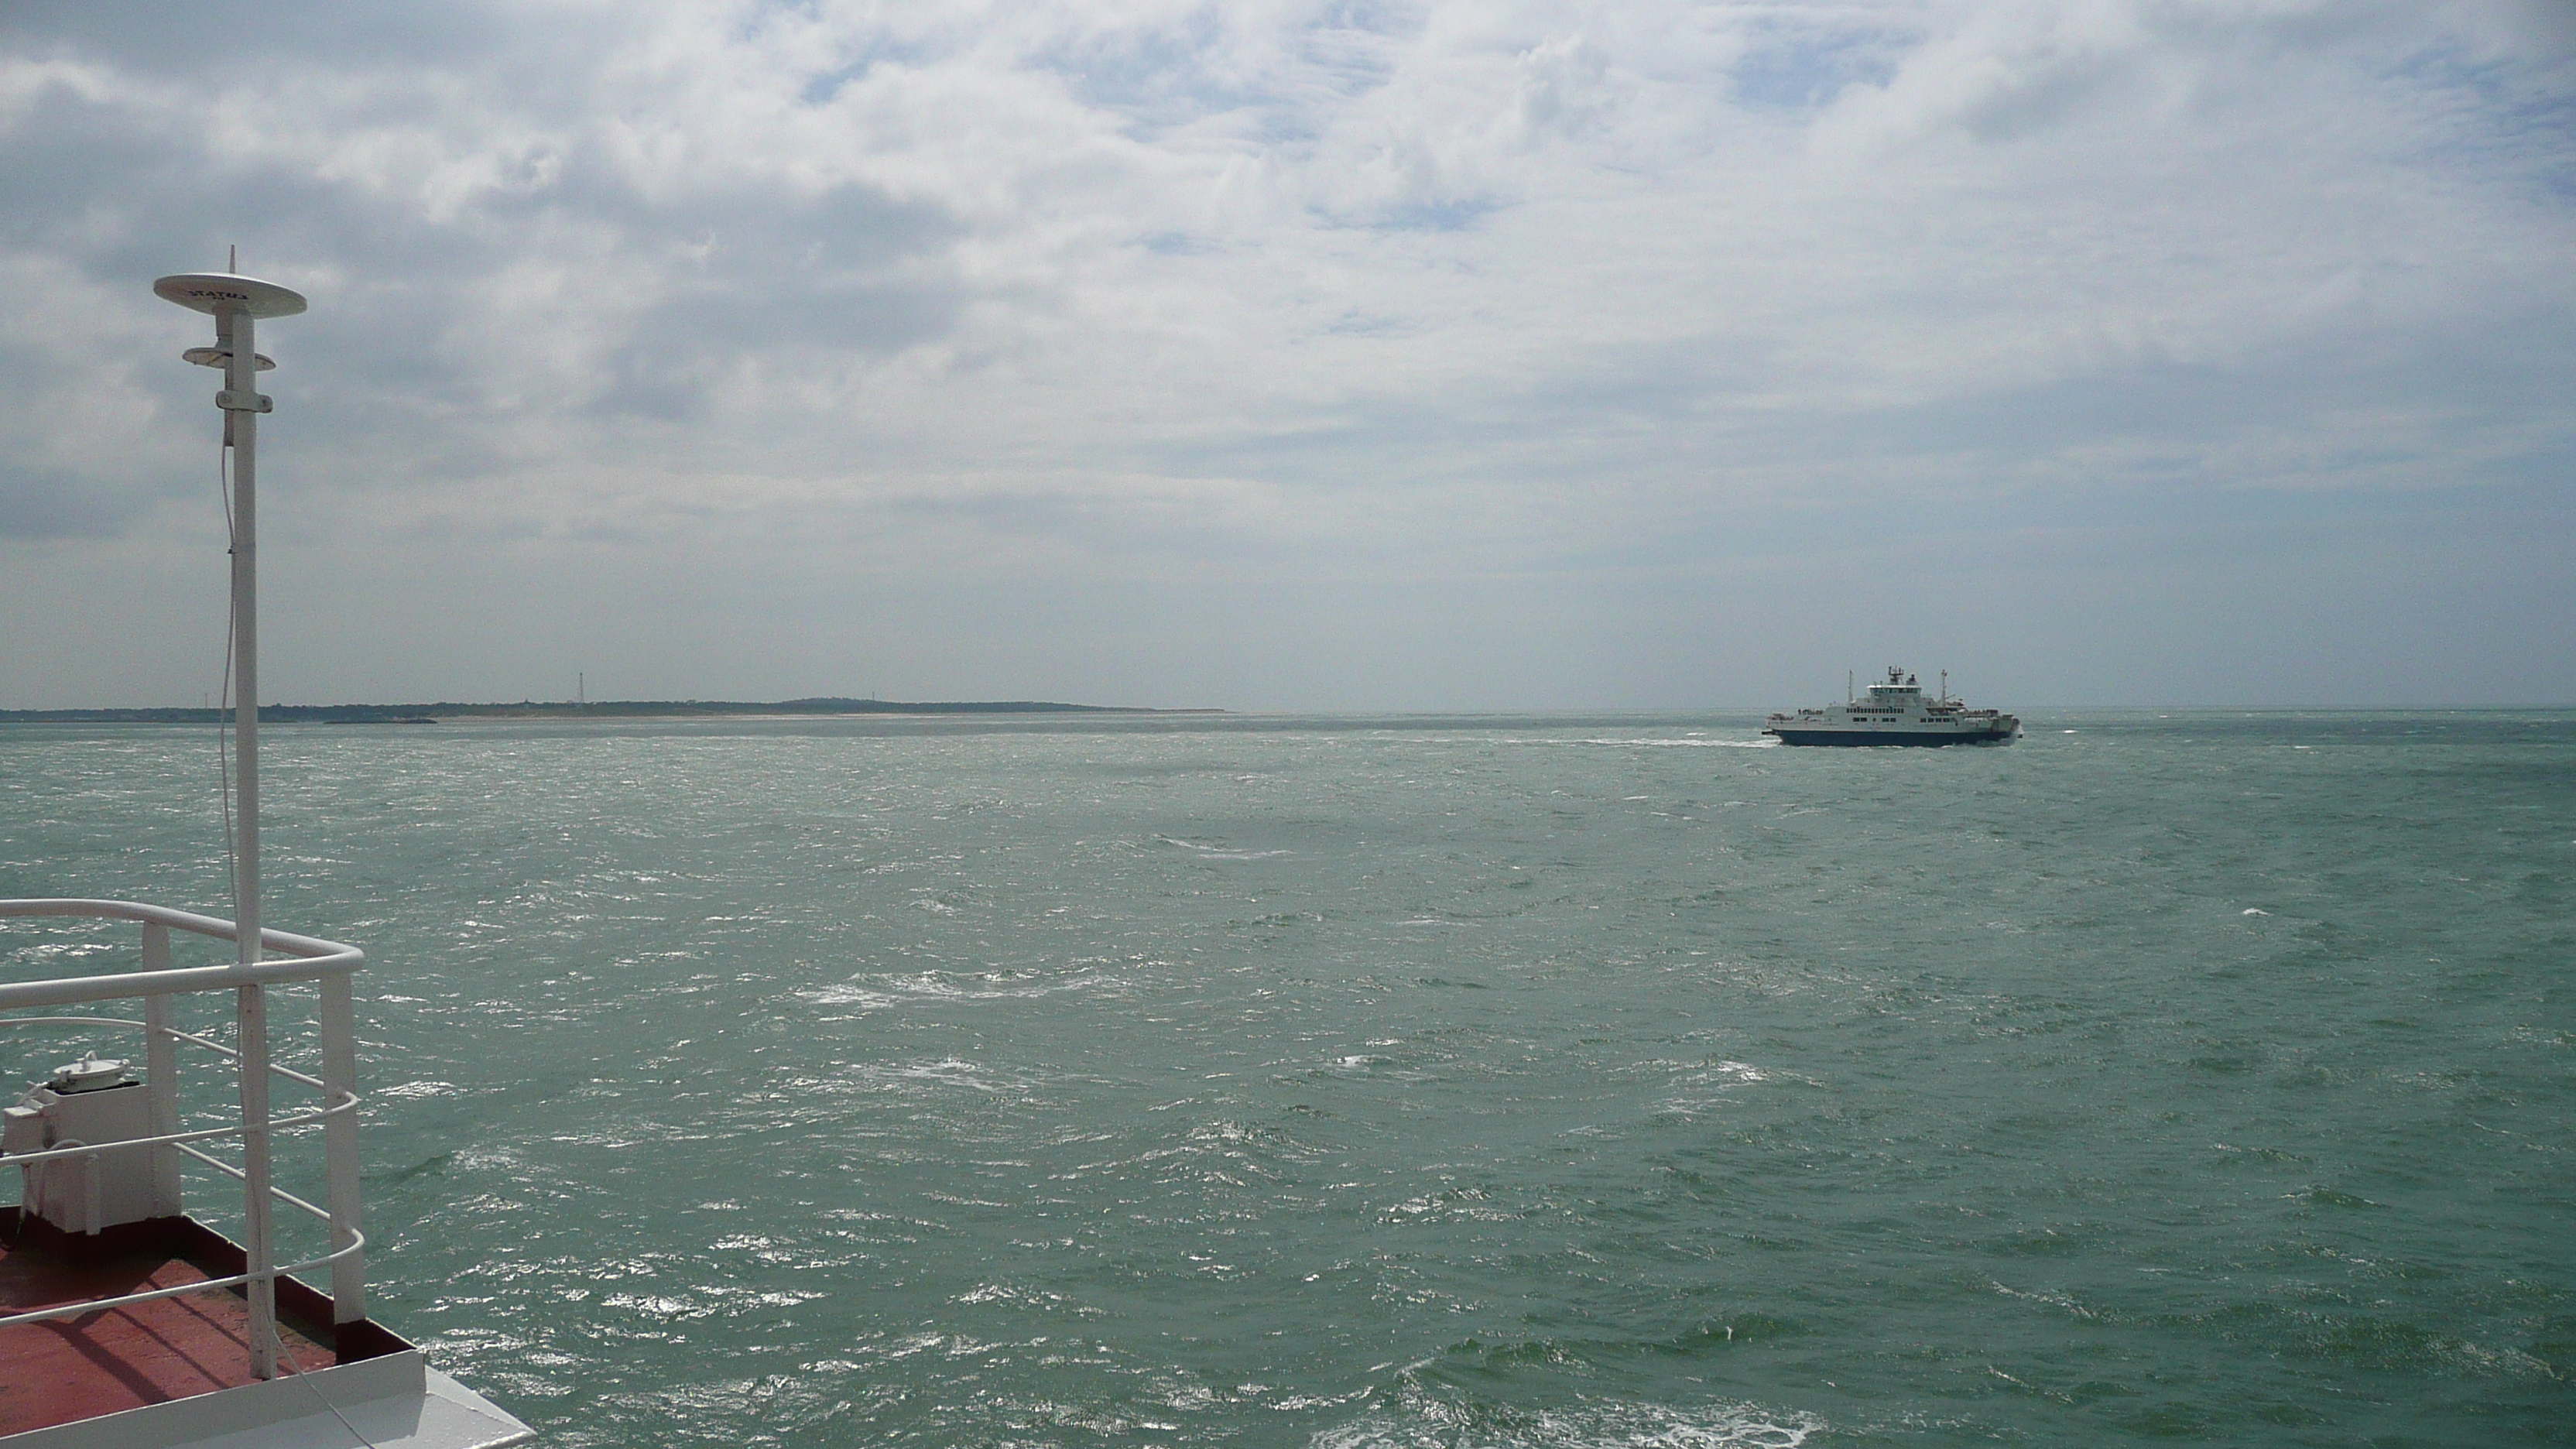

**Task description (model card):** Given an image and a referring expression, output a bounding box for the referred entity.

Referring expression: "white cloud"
[1,0,2570,707]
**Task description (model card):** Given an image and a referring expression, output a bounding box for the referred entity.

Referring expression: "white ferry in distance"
[1765,667,2020,746]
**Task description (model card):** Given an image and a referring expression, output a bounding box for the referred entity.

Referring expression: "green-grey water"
[3,712,2571,1446]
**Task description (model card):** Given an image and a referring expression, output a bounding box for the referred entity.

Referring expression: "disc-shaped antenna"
[154,272,308,318]
[182,346,276,371]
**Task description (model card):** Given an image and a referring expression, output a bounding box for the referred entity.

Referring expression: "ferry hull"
[1765,728,2016,747]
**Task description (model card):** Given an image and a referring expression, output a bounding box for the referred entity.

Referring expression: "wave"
[1156,834,1292,859]
[797,969,1121,1011]
[1315,1394,1822,1449]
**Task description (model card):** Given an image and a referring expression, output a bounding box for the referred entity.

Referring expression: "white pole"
[238,978,276,1377]
[157,269,304,1380]
[142,924,183,1218]
[226,310,259,965]
[320,972,366,1326]
[157,269,306,1379]
[224,307,277,1379]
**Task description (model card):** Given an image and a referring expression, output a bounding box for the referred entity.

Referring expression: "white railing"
[0,899,368,1380]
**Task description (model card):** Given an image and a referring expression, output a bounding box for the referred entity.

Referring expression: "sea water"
[1,711,2569,1447]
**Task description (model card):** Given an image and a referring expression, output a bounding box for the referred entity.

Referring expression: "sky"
[2,0,2571,711]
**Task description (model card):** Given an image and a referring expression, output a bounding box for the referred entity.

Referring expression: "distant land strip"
[0,698,1224,724]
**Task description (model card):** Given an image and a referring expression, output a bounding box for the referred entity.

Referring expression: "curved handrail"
[0,898,358,960]
[0,899,363,1011]
[2,898,373,1366]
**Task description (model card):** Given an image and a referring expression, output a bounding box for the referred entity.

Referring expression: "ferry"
[0,272,533,1447]
[1765,667,2020,746]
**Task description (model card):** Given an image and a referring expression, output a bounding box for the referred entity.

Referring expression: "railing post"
[142,924,183,1218]
[237,980,276,1379]
[319,971,366,1326]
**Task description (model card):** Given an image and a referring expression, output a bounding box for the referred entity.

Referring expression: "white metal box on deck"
[5,1072,176,1234]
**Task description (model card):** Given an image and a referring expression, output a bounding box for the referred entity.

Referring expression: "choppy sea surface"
[2,711,2571,1447]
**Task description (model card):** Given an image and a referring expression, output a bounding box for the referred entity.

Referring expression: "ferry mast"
[153,265,309,1375]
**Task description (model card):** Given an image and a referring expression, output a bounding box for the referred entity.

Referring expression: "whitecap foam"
[1314,1394,1822,1449]
[797,969,1121,1011]
[1157,834,1291,860]
[1653,1060,1790,1117]
[1991,1279,2099,1319]
[846,1057,1023,1094]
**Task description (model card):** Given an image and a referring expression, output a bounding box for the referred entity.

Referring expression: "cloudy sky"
[3,1,2570,711]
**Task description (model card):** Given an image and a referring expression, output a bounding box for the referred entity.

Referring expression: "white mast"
[154,265,307,1379]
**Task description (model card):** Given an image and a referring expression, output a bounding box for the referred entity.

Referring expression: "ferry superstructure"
[0,271,531,1447]
[1765,667,2020,746]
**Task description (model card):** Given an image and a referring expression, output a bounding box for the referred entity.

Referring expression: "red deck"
[0,1211,346,1438]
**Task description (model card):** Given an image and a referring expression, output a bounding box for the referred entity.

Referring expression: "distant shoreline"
[0,698,1226,724]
